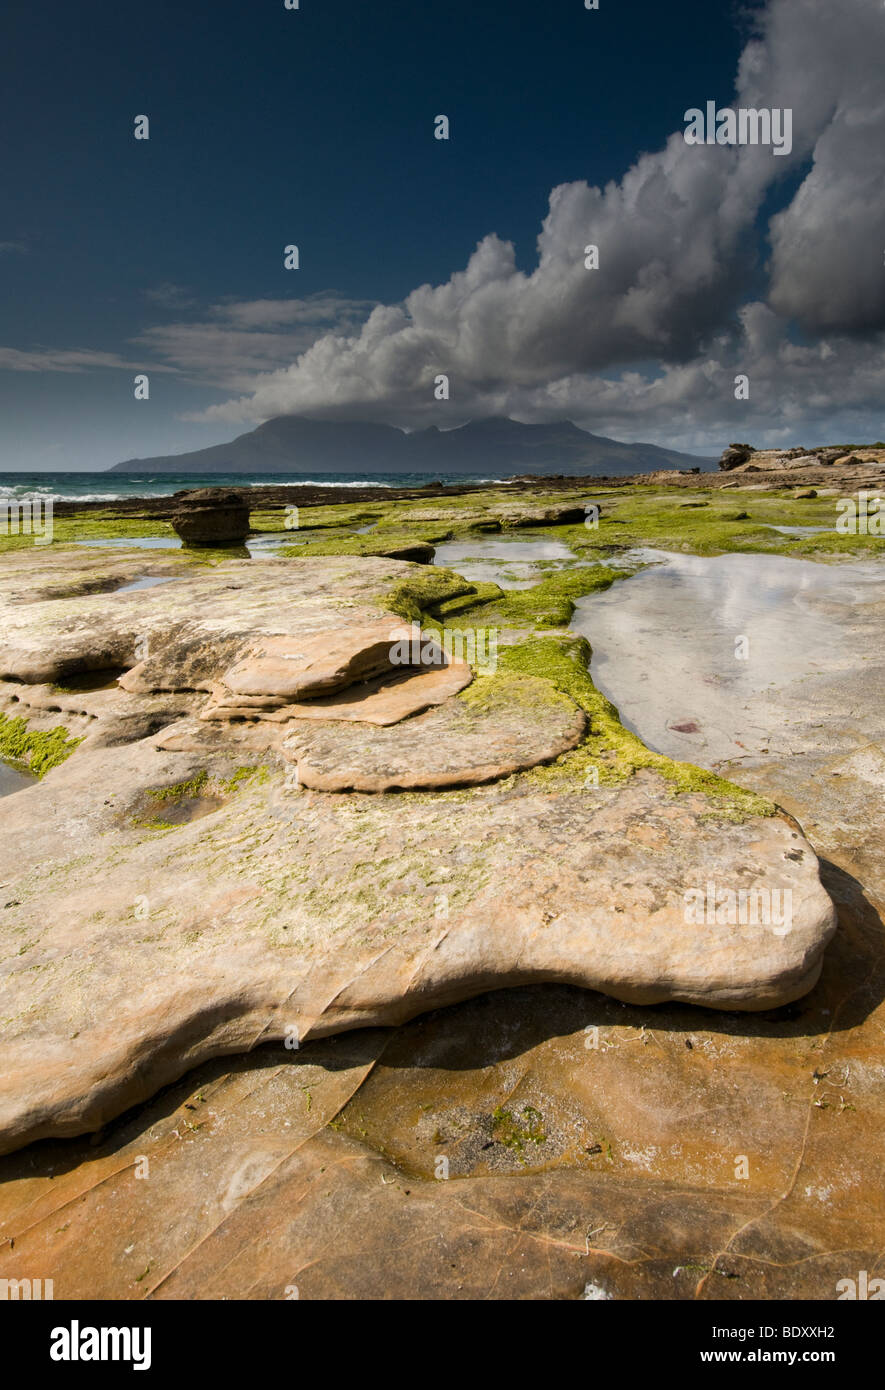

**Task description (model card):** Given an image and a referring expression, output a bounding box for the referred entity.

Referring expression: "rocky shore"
[0,473,882,1299]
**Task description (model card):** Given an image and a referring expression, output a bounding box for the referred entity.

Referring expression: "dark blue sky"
[1,0,778,468]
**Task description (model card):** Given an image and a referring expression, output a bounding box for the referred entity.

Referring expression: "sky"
[2,0,884,471]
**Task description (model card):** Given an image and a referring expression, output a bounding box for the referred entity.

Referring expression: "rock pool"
[571,547,885,767]
[432,537,577,588]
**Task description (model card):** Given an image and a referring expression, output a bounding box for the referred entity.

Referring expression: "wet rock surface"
[0,532,880,1301]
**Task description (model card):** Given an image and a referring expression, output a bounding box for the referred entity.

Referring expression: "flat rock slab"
[1,930,881,1300]
[204,658,473,726]
[0,549,422,688]
[0,738,834,1155]
[219,623,414,700]
[0,548,837,1164]
[282,674,586,789]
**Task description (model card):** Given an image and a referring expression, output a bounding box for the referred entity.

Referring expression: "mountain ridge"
[110,415,714,476]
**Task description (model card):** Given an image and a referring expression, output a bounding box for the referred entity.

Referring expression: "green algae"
[491,1104,547,1159]
[147,770,210,802]
[380,562,620,631]
[433,563,620,629]
[220,764,270,794]
[381,567,478,622]
[493,636,776,817]
[0,713,83,777]
[378,552,774,818]
[561,487,885,560]
[144,764,269,808]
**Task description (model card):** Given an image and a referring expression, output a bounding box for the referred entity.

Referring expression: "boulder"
[718,443,754,471]
[171,488,250,547]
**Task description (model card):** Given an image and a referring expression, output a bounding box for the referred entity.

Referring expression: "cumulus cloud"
[739,0,885,332]
[184,0,885,449]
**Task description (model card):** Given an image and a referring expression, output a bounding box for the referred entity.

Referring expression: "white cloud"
[186,0,885,450]
[4,0,883,456]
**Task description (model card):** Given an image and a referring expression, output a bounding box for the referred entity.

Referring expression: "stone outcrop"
[209,624,424,700]
[719,443,755,470]
[170,488,250,547]
[279,674,587,789]
[0,548,839,1159]
[719,442,885,475]
[0,745,835,1155]
[202,660,473,726]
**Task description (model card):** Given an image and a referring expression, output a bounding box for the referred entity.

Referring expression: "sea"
[0,470,513,504]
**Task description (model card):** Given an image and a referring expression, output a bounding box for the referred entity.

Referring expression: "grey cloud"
[192,0,882,444]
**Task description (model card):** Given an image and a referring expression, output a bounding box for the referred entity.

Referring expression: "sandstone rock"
[503,505,588,527]
[368,542,435,563]
[0,744,835,1157]
[203,658,472,726]
[218,622,425,700]
[170,488,250,547]
[281,673,586,788]
[833,449,885,467]
[718,443,754,470]
[0,550,431,690]
[2,925,882,1302]
[0,548,838,1160]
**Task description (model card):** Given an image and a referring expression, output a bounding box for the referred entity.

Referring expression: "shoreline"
[46,460,885,518]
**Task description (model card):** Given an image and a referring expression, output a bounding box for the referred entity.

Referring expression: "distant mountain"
[110,415,713,476]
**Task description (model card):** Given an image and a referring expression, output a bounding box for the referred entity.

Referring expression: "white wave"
[0,489,125,503]
[241,478,397,489]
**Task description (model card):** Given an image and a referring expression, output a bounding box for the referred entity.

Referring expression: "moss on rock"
[0,713,83,777]
[495,636,776,817]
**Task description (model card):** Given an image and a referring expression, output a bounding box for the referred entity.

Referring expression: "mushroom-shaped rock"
[171,488,250,547]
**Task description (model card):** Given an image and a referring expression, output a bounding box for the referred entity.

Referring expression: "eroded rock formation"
[0,547,839,1157]
[170,488,250,547]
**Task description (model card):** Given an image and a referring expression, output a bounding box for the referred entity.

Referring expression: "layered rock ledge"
[0,548,836,1155]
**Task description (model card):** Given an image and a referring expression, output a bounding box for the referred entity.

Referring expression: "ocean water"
[0,470,511,505]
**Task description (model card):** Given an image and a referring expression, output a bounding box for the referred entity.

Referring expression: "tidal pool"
[75,533,351,557]
[0,761,34,798]
[76,537,182,550]
[766,524,833,537]
[115,575,178,593]
[432,537,577,589]
[571,548,885,766]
